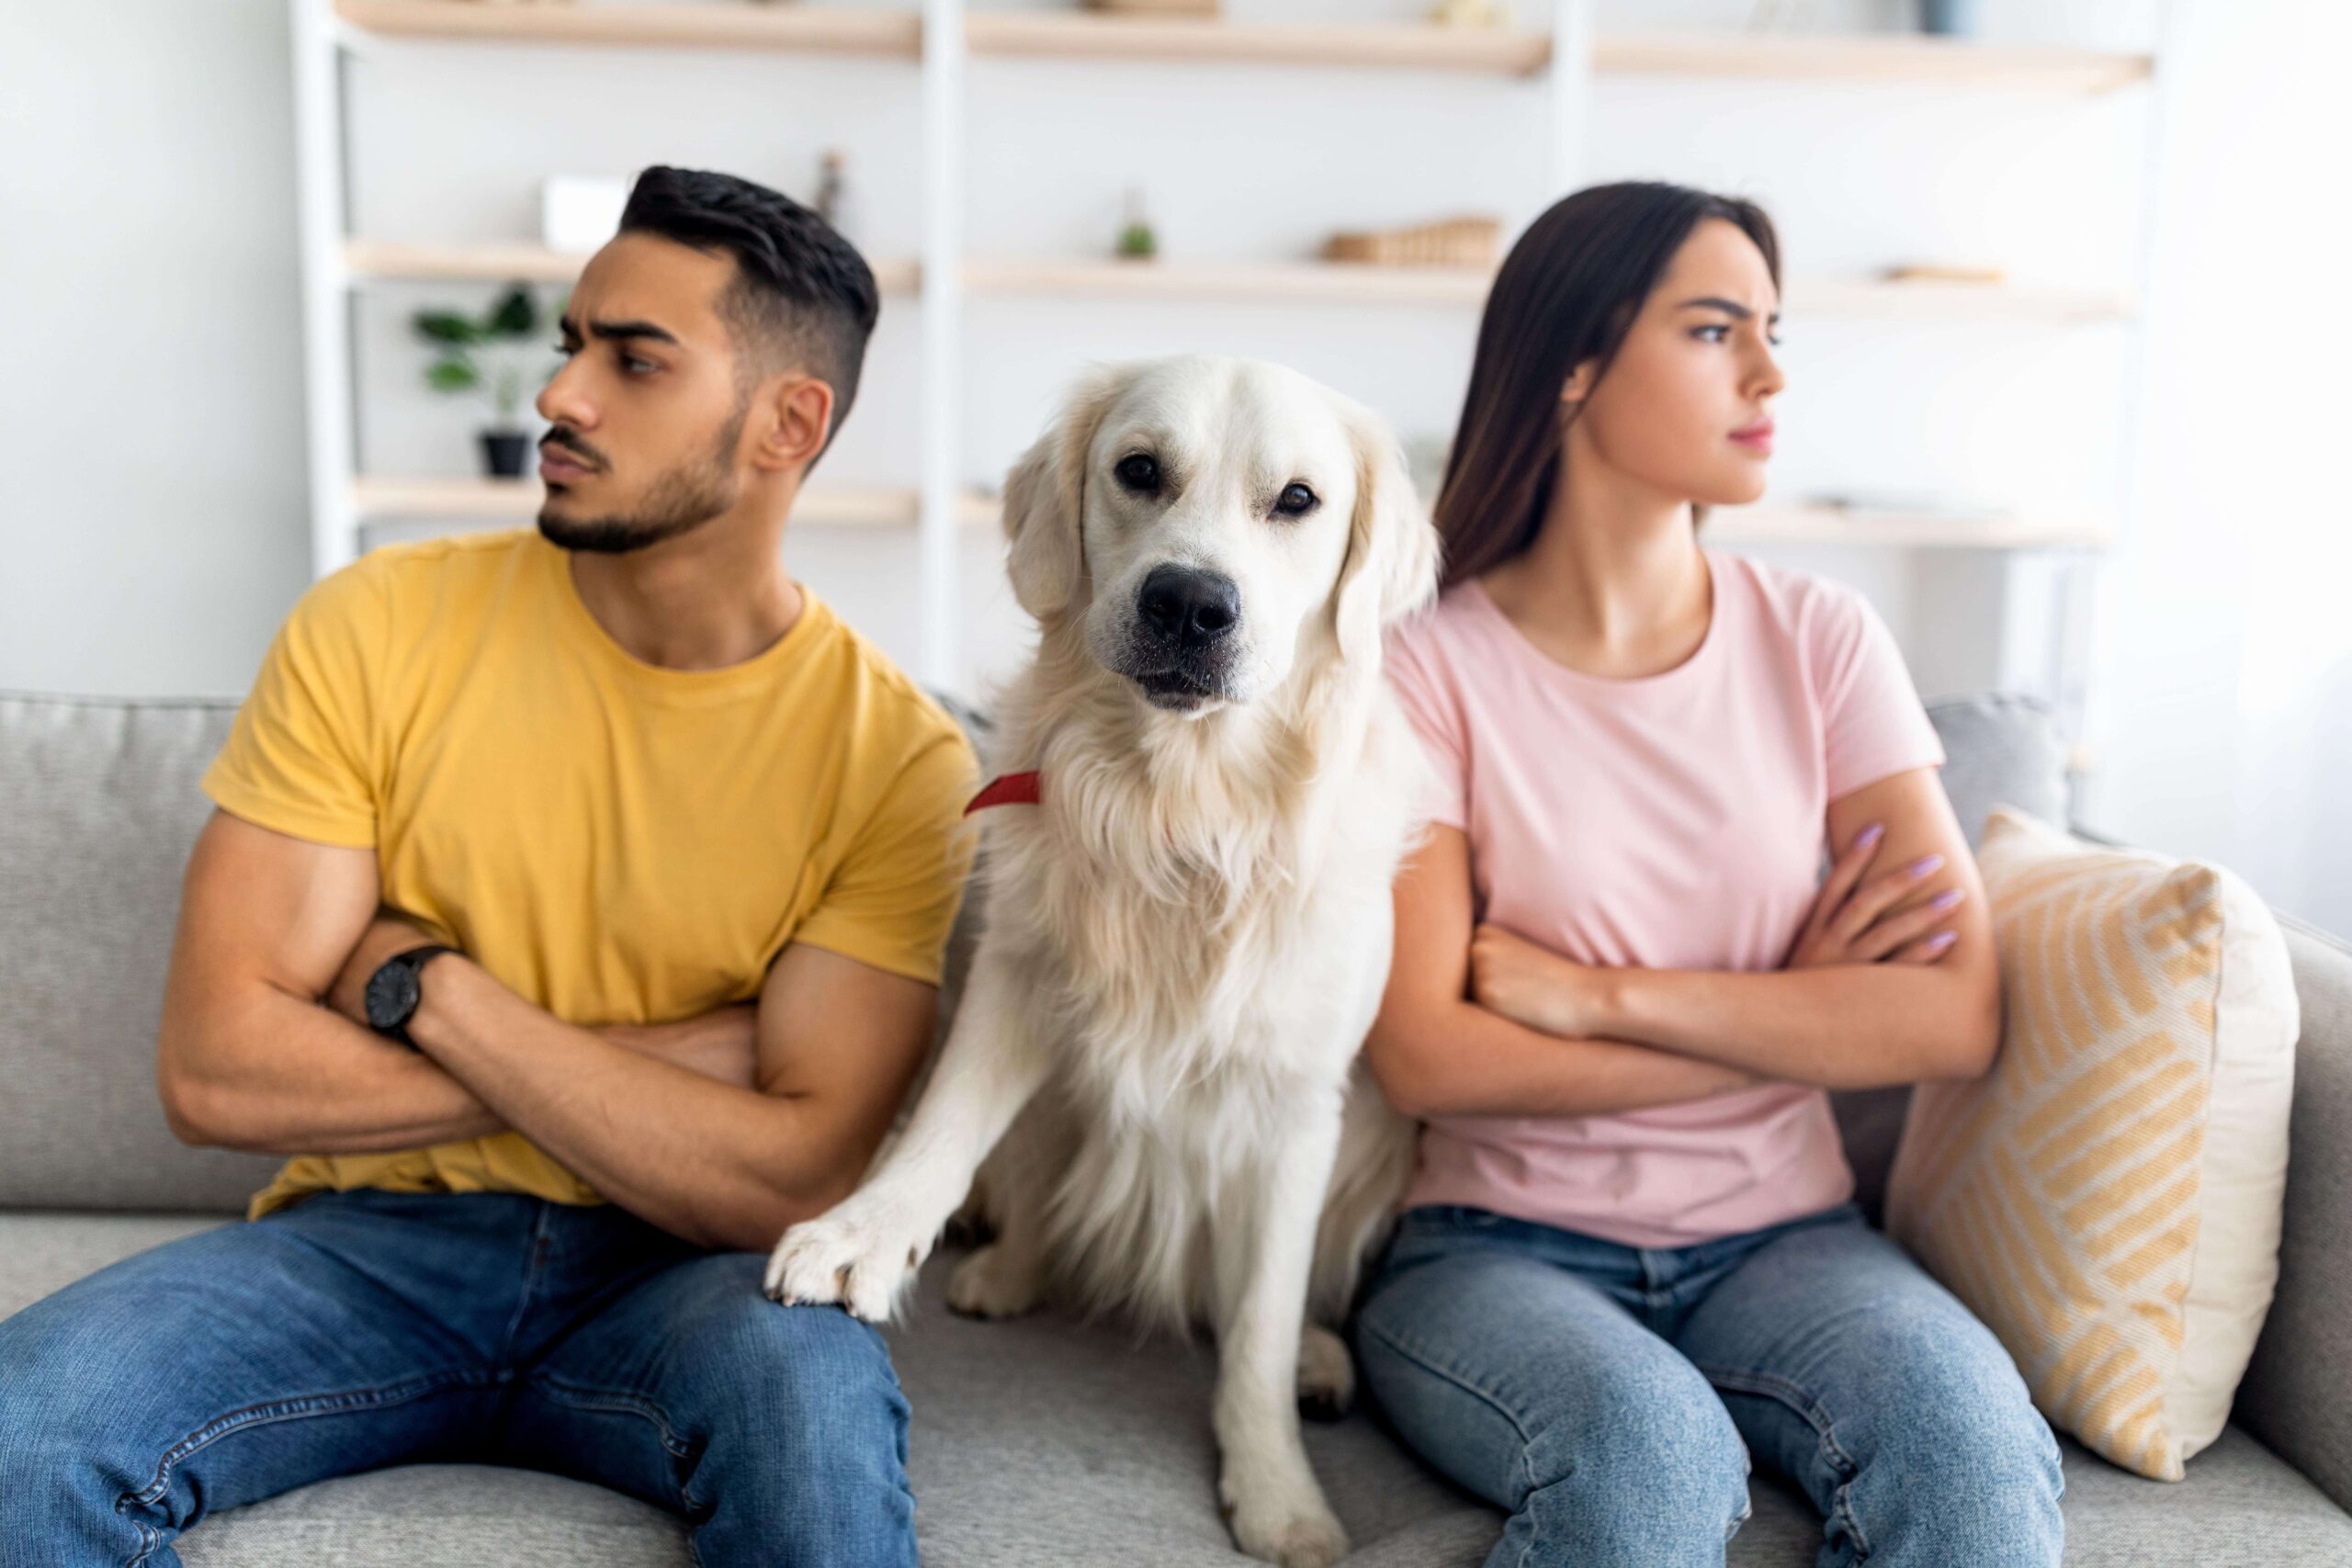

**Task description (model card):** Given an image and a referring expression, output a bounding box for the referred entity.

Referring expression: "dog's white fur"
[764,355,1440,1568]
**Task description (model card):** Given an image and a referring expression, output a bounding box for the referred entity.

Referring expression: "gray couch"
[5,689,2350,1566]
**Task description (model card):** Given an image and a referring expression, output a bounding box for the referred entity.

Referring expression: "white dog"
[764,355,1440,1568]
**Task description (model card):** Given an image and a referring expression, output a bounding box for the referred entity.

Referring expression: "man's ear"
[754,374,835,472]
[1332,400,1442,667]
[1002,365,1125,625]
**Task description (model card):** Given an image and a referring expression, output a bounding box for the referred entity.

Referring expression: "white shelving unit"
[290,0,2161,695]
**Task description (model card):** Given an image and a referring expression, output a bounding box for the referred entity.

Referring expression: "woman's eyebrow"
[1676,296,1781,323]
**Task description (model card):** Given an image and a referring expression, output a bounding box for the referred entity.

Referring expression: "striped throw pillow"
[1885,808,2297,1480]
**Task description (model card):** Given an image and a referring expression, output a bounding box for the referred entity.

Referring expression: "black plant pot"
[480,429,531,479]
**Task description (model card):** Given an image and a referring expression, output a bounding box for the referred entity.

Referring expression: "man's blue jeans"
[1351,1201,2064,1568]
[0,1189,916,1567]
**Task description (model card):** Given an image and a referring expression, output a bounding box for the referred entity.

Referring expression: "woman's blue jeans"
[1351,1201,2064,1568]
[0,1189,916,1567]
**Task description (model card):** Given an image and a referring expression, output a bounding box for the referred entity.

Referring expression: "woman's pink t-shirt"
[1383,550,1946,1248]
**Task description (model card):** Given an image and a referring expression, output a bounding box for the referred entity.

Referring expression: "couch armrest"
[2233,913,2352,1508]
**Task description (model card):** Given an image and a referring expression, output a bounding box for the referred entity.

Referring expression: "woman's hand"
[1787,822,1968,970]
[1469,922,1614,1039]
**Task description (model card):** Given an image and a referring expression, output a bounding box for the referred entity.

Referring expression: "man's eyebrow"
[558,315,681,346]
[1676,296,1781,322]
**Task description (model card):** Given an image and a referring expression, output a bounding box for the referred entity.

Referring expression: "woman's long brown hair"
[1434,182,1781,591]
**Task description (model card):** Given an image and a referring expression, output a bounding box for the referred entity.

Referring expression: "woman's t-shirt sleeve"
[1383,617,1470,831]
[1810,583,1946,801]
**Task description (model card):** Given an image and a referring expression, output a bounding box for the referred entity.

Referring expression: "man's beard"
[537,407,745,556]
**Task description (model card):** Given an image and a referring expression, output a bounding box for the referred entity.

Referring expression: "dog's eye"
[1273,482,1318,518]
[1115,454,1160,493]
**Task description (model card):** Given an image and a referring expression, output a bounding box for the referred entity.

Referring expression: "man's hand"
[1786,822,1968,971]
[601,1006,762,1090]
[325,914,759,1089]
[1469,922,1613,1040]
[325,911,443,1027]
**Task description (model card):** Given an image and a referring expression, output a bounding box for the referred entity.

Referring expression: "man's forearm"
[408,959,849,1252]
[161,986,505,1155]
[1596,964,1999,1089]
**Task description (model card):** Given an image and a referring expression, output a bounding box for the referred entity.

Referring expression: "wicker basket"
[1323,215,1501,268]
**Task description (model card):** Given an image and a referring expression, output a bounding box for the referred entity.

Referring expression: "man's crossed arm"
[158,808,939,1253]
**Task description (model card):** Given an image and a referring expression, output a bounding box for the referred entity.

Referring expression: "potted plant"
[412,284,547,479]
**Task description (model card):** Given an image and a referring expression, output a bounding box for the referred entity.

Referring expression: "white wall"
[8,0,2339,935]
[2077,0,2352,936]
[0,0,311,697]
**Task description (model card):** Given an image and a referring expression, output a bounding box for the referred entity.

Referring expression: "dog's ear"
[1332,402,1443,667]
[1003,366,1125,625]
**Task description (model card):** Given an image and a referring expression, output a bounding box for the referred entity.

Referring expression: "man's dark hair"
[617,165,880,467]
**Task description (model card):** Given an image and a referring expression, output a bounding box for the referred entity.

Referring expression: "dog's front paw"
[763,1200,932,1323]
[1219,1467,1350,1568]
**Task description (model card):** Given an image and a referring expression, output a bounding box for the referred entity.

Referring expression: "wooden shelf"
[952,495,2103,550]
[345,240,922,295]
[355,482,2095,551]
[332,6,2145,92]
[965,12,1551,75]
[344,245,2126,320]
[1709,505,2112,550]
[1595,31,2151,94]
[964,256,2132,320]
[1787,276,2133,322]
[963,255,1496,306]
[334,1,922,56]
[353,477,934,529]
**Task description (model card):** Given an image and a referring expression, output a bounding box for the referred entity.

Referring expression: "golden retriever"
[765,355,1440,1566]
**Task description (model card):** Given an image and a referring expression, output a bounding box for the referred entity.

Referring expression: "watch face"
[364,960,422,1031]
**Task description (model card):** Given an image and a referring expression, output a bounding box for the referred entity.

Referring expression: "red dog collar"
[966,771,1043,816]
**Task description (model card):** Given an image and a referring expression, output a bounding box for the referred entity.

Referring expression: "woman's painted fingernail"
[1931,888,1966,911]
[1910,853,1945,877]
[1857,823,1884,848]
[1928,931,1959,950]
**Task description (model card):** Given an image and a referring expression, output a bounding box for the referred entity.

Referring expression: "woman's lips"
[1730,421,1775,455]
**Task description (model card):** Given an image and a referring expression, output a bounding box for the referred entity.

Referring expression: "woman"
[1356,182,2064,1567]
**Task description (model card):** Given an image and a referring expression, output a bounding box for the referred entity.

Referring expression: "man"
[0,167,974,1567]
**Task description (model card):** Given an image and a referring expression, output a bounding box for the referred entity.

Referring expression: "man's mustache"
[541,427,608,471]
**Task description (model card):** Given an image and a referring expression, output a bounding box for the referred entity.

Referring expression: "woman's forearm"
[1368,998,1758,1120]
[1596,963,1999,1089]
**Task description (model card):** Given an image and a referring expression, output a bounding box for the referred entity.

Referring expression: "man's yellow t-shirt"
[201,529,978,1222]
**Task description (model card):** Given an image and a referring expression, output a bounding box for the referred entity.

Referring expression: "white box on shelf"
[541,175,629,255]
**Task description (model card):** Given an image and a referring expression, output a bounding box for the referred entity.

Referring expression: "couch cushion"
[0,694,286,1211]
[8,1213,2347,1565]
[1887,810,2298,1480]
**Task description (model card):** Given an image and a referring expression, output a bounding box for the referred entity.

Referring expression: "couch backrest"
[0,693,285,1210]
[0,687,2061,1216]
[2235,914,2352,1511]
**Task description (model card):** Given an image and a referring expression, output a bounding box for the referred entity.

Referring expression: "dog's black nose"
[1138,565,1240,648]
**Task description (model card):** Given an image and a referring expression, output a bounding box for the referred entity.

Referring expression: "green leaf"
[425,357,481,393]
[485,285,539,339]
[413,310,479,345]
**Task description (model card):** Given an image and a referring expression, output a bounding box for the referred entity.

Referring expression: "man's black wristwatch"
[363,944,460,1048]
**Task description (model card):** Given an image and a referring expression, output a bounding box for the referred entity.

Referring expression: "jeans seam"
[1356,1314,1538,1454]
[496,1204,554,1366]
[116,1368,492,1514]
[1699,1362,1871,1560]
[523,1373,702,1514]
